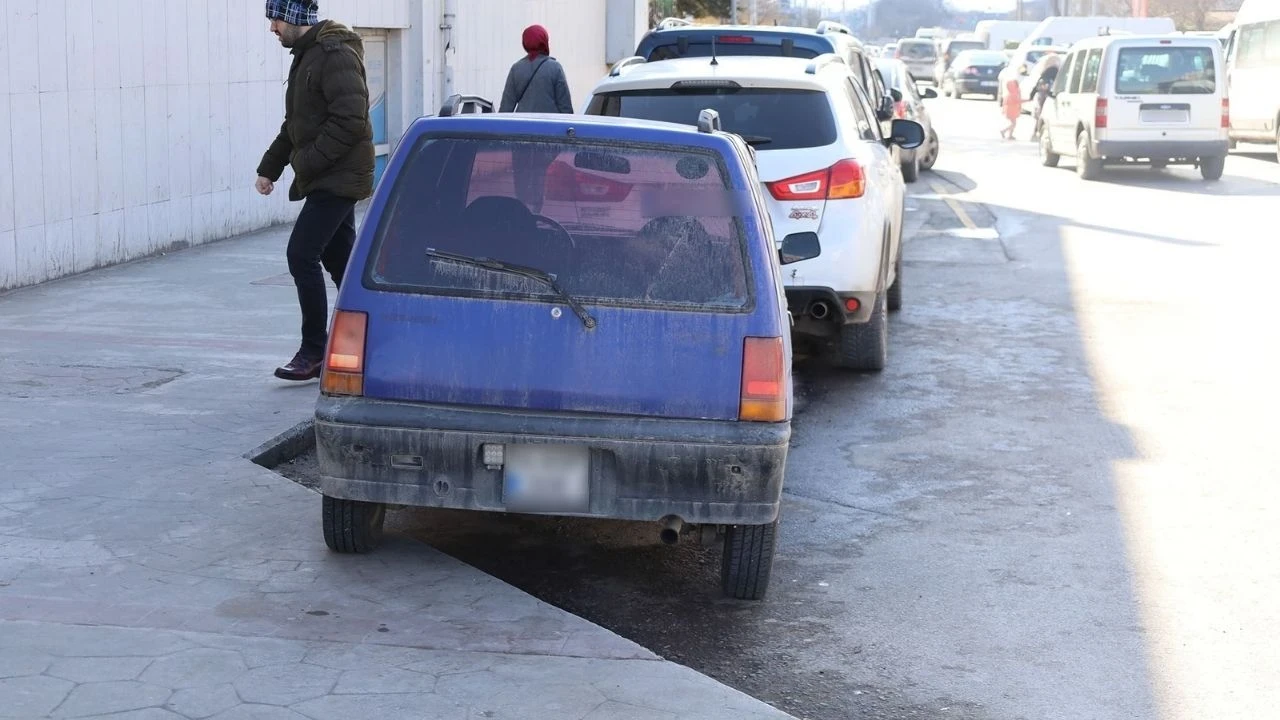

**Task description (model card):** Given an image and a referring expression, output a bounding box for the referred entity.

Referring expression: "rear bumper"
[1093,139,1229,160]
[785,286,876,325]
[314,396,789,525]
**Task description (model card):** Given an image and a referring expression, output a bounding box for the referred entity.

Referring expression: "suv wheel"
[1200,155,1225,181]
[887,251,903,312]
[1076,132,1102,181]
[836,294,887,371]
[1039,126,1059,167]
[322,495,386,553]
[721,519,778,601]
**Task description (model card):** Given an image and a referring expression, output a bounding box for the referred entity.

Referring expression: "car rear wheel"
[322,495,386,554]
[721,519,778,601]
[887,251,903,312]
[1076,133,1102,181]
[920,128,940,170]
[902,154,920,183]
[1200,155,1225,181]
[836,294,887,371]
[1039,127,1059,167]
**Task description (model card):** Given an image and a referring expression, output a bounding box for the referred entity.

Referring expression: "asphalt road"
[289,97,1280,720]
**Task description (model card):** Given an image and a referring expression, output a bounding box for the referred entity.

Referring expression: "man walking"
[256,0,374,381]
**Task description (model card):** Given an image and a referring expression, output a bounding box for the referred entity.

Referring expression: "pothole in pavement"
[0,362,185,398]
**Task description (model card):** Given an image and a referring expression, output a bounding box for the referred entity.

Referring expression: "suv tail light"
[1095,98,1108,129]
[739,337,786,422]
[322,310,367,396]
[1221,97,1230,129]
[766,160,865,201]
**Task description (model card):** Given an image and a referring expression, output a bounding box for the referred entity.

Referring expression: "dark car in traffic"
[941,49,1008,99]
[877,58,940,181]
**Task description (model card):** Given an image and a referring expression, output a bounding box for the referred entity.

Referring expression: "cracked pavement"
[0,224,792,719]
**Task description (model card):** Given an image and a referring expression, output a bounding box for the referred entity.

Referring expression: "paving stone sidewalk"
[0,224,794,720]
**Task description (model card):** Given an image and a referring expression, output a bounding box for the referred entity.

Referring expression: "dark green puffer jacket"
[257,21,375,202]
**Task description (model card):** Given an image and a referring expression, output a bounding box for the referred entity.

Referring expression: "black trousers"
[287,190,356,359]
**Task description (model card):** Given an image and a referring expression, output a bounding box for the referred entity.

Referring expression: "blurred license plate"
[503,445,589,513]
[981,81,997,86]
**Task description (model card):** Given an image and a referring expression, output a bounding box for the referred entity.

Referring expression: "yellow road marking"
[929,181,978,230]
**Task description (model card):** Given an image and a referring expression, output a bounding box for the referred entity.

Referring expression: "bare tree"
[1148,0,1220,30]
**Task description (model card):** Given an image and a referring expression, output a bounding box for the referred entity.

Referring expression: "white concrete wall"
[0,0,647,292]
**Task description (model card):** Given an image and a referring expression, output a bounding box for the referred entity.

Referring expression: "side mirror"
[779,232,821,265]
[886,119,925,150]
[922,87,938,99]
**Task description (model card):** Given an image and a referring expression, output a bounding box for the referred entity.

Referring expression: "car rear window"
[898,41,936,59]
[957,50,1008,66]
[1115,46,1216,94]
[645,36,823,61]
[586,89,837,151]
[947,41,987,55]
[366,136,753,311]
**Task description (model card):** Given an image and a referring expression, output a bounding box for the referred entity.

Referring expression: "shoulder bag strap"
[513,57,551,111]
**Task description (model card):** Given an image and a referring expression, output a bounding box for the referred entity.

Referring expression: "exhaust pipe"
[809,301,832,320]
[659,515,683,545]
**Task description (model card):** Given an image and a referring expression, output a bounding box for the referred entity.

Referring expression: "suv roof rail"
[816,20,853,36]
[805,53,846,74]
[609,55,647,77]
[697,109,721,134]
[656,17,693,31]
[438,94,495,117]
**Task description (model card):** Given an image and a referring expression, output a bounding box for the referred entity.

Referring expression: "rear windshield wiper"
[424,249,596,329]
[738,134,773,146]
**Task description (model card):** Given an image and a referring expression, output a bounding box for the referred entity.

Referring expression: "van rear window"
[1115,47,1216,94]
[587,89,836,151]
[897,41,937,59]
[366,137,753,311]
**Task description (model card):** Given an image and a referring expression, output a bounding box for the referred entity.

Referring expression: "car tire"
[721,519,778,601]
[1200,155,1225,181]
[1039,127,1059,167]
[920,128,940,171]
[902,154,920,183]
[887,252,903,312]
[836,294,887,372]
[1076,133,1102,181]
[1151,159,1168,170]
[322,495,386,554]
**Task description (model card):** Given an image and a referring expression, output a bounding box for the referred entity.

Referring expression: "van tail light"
[1221,97,1230,128]
[1095,98,1108,129]
[766,159,865,201]
[894,100,907,118]
[739,337,786,422]
[321,310,367,396]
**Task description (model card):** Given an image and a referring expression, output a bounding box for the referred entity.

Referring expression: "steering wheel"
[533,214,575,250]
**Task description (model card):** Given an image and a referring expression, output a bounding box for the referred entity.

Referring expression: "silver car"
[894,38,939,82]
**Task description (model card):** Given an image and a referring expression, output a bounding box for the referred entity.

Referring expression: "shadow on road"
[385,186,1162,719]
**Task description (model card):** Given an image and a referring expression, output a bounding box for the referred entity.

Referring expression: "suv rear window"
[367,136,752,310]
[586,89,837,150]
[642,33,825,61]
[898,41,937,59]
[1115,46,1216,94]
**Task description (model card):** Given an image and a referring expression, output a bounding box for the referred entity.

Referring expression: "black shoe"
[274,352,322,381]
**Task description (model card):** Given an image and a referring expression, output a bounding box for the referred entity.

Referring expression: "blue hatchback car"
[313,108,818,599]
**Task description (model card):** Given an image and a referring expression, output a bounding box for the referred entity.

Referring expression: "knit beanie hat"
[265,0,319,26]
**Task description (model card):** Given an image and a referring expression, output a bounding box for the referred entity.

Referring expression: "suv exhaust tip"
[809,301,832,320]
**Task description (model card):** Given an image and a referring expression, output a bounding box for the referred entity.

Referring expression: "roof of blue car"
[406,113,741,148]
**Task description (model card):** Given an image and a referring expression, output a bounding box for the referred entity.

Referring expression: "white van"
[1037,35,1229,181]
[974,20,1041,51]
[1020,16,1177,49]
[1223,0,1280,158]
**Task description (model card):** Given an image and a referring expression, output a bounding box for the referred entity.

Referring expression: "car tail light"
[766,160,865,201]
[322,310,367,396]
[1221,97,1230,128]
[963,66,979,76]
[739,337,786,422]
[894,100,907,119]
[1095,98,1108,129]
[544,161,632,202]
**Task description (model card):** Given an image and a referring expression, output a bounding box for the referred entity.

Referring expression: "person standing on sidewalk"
[256,0,374,381]
[500,25,573,213]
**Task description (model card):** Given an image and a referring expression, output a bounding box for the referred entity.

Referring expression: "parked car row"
[306,20,931,603]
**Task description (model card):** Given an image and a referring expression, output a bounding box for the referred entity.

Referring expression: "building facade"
[0,0,647,291]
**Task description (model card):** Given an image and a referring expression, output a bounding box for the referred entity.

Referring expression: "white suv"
[586,55,924,370]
